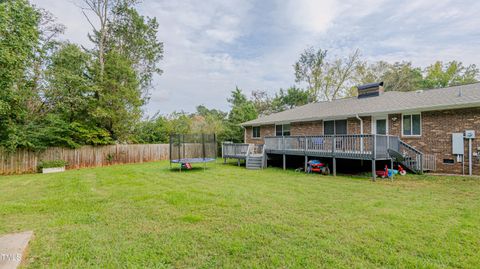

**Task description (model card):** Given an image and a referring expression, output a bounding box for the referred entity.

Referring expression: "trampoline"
[169,134,217,171]
[171,158,216,164]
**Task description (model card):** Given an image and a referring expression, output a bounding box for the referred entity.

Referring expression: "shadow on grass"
[168,166,213,173]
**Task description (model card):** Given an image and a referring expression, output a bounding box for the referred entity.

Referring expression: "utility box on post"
[465,130,476,139]
[452,133,464,155]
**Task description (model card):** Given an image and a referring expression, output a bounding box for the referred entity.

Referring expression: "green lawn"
[1,161,479,268]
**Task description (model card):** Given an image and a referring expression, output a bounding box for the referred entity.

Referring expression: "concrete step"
[0,231,34,269]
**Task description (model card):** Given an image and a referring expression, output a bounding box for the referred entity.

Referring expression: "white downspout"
[355,114,363,134]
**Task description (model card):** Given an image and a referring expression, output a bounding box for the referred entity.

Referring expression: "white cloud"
[287,0,339,33]
[30,0,480,115]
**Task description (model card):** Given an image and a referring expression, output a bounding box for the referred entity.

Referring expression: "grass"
[1,161,479,268]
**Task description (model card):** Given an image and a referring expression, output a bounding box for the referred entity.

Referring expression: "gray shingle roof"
[242,83,480,126]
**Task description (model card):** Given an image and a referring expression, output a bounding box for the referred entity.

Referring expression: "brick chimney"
[357,82,384,98]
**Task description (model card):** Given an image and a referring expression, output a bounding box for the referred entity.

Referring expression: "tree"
[45,43,93,123]
[166,112,192,135]
[81,0,164,142]
[0,0,41,151]
[294,47,361,101]
[422,61,479,89]
[354,61,390,85]
[107,1,164,94]
[92,50,143,142]
[225,87,257,142]
[194,105,227,135]
[381,62,423,92]
[133,114,170,143]
[31,8,65,101]
[81,0,110,78]
[273,86,313,110]
[251,90,273,116]
[353,61,423,92]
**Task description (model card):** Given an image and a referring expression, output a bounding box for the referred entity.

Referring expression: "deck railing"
[264,134,399,160]
[223,134,432,173]
[222,143,249,158]
[422,154,436,171]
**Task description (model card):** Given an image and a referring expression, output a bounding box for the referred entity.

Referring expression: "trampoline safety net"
[169,134,217,163]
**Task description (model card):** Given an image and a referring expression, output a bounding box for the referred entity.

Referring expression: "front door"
[373,116,388,135]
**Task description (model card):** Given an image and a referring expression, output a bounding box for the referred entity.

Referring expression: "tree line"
[1,1,478,151]
[1,0,163,151]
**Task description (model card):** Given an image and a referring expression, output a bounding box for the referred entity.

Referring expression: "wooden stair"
[388,141,423,174]
[246,155,264,170]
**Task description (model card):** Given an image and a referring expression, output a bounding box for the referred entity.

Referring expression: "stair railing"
[246,144,253,162]
[399,140,423,173]
[261,144,266,169]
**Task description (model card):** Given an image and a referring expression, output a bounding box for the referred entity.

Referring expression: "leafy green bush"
[38,160,68,169]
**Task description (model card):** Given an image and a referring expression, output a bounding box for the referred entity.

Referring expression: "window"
[375,118,387,135]
[275,124,291,136]
[324,120,347,135]
[252,126,261,138]
[324,121,335,135]
[403,114,421,136]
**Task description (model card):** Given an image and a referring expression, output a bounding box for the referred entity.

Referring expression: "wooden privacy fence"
[0,144,173,175]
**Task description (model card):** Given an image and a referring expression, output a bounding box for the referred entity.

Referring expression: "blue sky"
[31,0,480,115]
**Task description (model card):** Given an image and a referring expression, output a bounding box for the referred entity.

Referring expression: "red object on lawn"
[397,165,407,176]
[376,165,389,178]
[181,162,192,169]
[310,163,325,173]
[307,160,330,175]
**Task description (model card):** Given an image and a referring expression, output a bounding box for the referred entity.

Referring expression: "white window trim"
[372,115,389,135]
[323,119,348,135]
[401,113,422,137]
[275,123,291,136]
[252,126,261,139]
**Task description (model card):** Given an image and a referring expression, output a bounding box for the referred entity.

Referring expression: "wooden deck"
[222,143,266,169]
[263,135,399,161]
[222,134,432,179]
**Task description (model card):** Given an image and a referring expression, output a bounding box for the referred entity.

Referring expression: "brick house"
[238,82,480,176]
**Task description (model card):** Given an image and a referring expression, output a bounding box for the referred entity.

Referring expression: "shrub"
[38,160,68,169]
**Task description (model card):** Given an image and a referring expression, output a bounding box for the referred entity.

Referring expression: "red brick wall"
[291,121,323,136]
[387,108,480,175]
[245,125,275,144]
[244,107,480,175]
[347,116,372,134]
